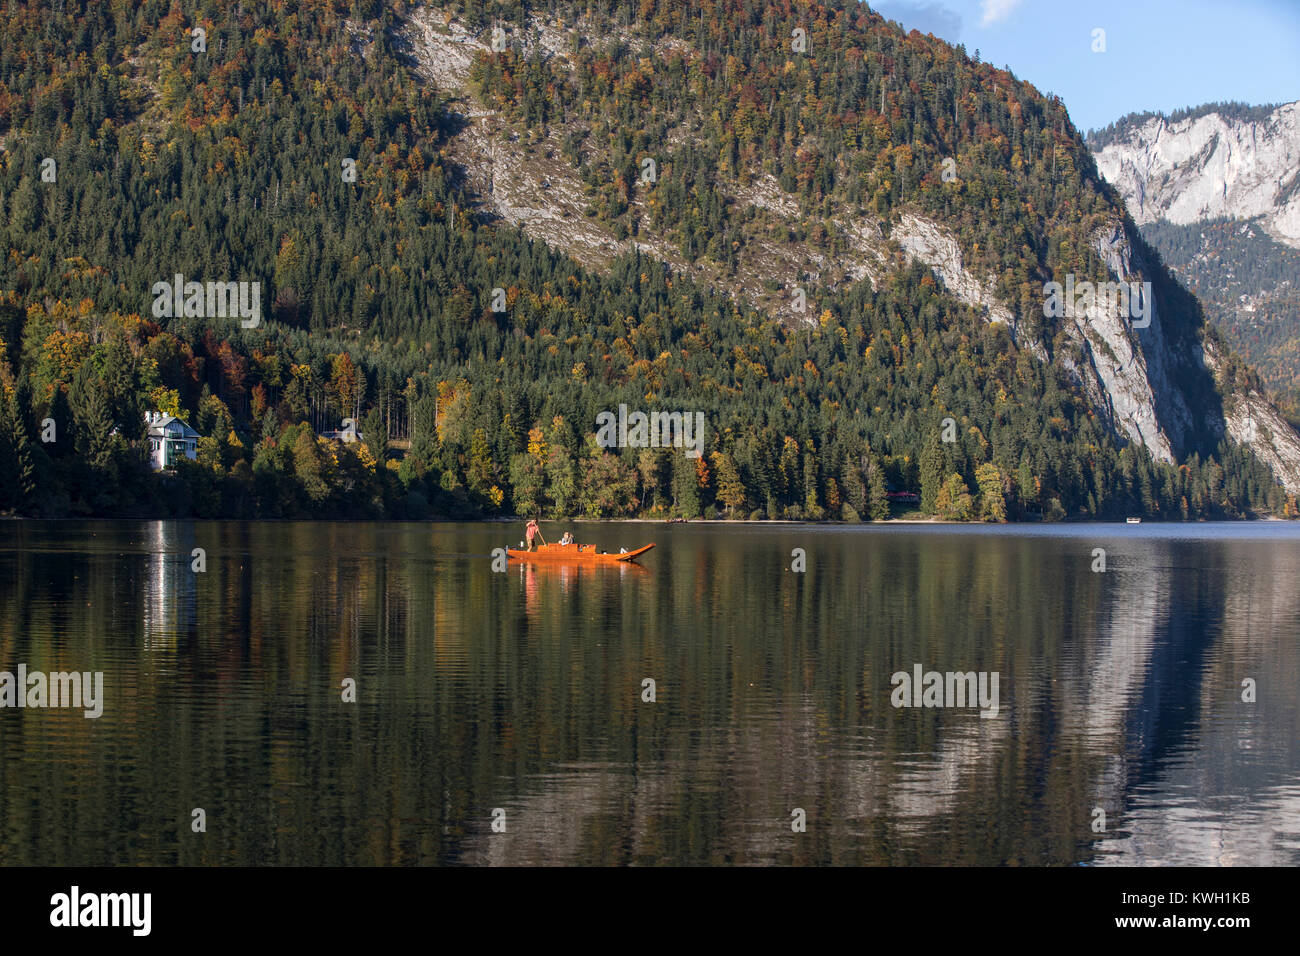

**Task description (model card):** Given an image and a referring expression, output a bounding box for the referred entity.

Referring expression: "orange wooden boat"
[507,542,655,564]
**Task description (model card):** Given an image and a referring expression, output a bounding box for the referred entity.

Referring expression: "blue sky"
[870,0,1300,133]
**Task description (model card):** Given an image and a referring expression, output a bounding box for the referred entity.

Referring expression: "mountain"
[1090,101,1300,247]
[0,1,1297,521]
[1090,101,1300,409]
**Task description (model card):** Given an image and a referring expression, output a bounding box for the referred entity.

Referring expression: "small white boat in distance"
[1126,517,1142,524]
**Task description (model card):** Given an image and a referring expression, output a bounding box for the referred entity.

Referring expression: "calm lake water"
[1,519,1298,866]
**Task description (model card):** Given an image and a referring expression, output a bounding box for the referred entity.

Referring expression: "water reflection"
[0,521,1297,865]
[142,521,197,651]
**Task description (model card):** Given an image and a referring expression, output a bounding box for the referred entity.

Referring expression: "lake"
[1,519,1297,865]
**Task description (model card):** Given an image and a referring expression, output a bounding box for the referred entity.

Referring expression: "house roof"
[144,412,200,439]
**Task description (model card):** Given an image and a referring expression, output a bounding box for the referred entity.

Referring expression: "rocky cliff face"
[1092,101,1300,249]
[1088,100,1300,489]
[882,212,1300,494]
[1078,215,1300,494]
[1090,101,1300,406]
[1207,342,1300,493]
[396,10,901,324]
[1075,221,1183,466]
[883,207,1300,493]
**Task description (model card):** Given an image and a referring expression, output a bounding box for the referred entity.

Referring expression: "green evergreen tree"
[840,452,866,516]
[70,368,117,474]
[671,452,701,519]
[802,451,822,519]
[0,394,36,512]
[920,431,945,514]
[1017,454,1037,514]
[866,446,890,520]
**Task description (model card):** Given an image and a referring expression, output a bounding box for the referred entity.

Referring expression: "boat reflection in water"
[521,556,649,616]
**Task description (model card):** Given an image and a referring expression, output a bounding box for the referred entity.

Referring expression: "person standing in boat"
[525,518,540,551]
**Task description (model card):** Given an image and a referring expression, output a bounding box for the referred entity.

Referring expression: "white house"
[144,411,199,470]
[318,426,364,443]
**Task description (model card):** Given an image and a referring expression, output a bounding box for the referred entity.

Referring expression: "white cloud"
[979,0,1024,27]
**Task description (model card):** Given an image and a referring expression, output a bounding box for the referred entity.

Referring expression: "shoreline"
[1,514,1288,525]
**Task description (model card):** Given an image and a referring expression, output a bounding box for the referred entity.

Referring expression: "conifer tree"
[840,452,866,516]
[0,394,36,512]
[919,431,945,514]
[866,446,890,521]
[671,452,701,519]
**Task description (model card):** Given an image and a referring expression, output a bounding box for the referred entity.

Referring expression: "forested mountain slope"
[0,0,1295,521]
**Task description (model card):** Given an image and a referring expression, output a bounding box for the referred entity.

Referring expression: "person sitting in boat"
[559,531,575,546]
[525,519,540,551]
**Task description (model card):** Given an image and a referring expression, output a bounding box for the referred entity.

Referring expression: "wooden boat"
[507,542,654,564]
